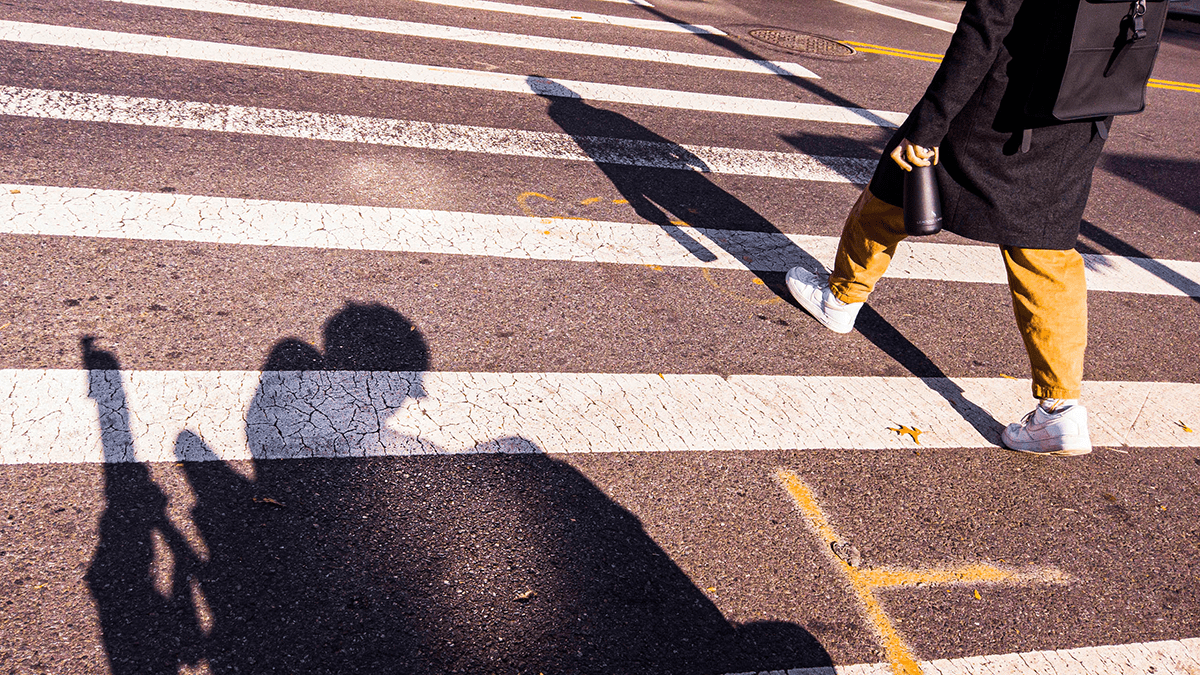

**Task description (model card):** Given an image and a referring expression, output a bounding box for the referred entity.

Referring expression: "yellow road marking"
[842,41,944,63]
[1148,82,1200,92]
[700,268,782,306]
[517,191,556,218]
[842,41,945,59]
[580,196,603,205]
[845,43,1200,93]
[1147,78,1200,91]
[613,198,630,205]
[777,470,1069,675]
[856,563,1067,588]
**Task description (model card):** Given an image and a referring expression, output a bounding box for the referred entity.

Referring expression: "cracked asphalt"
[0,0,1198,672]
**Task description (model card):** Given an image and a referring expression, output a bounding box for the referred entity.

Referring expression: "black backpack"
[1021,0,1168,150]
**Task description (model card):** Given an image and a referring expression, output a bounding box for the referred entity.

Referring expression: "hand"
[890,140,939,171]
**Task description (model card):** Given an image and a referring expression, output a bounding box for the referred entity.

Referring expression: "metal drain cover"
[747,29,855,57]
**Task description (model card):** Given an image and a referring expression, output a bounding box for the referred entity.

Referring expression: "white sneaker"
[785,266,864,334]
[1002,404,1092,456]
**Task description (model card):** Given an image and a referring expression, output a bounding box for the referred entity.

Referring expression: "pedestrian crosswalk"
[6,184,1200,296]
[104,0,818,76]
[0,21,895,122]
[2,0,1197,459]
[3,0,1199,671]
[0,86,876,181]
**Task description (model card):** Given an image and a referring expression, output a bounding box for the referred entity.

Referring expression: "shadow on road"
[1076,218,1200,305]
[84,302,833,674]
[536,80,1003,442]
[1100,154,1199,216]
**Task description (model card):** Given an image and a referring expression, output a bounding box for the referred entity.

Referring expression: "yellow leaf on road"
[888,425,923,444]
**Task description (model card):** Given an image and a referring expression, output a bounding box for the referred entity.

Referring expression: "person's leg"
[828,188,909,304]
[1003,247,1087,399]
[1000,246,1090,455]
[786,189,907,333]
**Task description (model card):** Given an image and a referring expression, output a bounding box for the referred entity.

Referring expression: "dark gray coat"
[869,0,1109,250]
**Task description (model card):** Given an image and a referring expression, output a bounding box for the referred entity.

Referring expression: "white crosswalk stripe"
[383,0,721,33]
[2,368,1196,465]
[105,0,816,76]
[0,21,902,124]
[0,87,874,182]
[6,185,1200,298]
[826,0,958,32]
[774,637,1200,675]
[3,0,1199,670]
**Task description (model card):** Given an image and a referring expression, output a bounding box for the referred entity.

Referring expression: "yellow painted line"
[779,470,920,675]
[516,191,555,218]
[777,470,1070,675]
[842,41,944,58]
[1150,77,1200,87]
[843,40,945,63]
[855,48,943,63]
[856,564,1067,588]
[1148,82,1200,93]
[843,44,1200,94]
[579,196,603,205]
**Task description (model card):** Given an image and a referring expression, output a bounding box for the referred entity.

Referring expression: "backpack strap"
[1021,128,1033,153]
[1094,118,1109,140]
[1106,0,1149,76]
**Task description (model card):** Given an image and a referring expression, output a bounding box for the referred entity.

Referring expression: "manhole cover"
[747,29,855,57]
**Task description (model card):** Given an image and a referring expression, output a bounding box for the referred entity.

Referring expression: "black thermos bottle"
[903,163,943,236]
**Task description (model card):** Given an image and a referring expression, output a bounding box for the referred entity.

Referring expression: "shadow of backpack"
[1020,0,1169,151]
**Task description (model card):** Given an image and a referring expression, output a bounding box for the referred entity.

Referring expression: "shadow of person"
[534,79,1003,442]
[530,75,825,271]
[165,301,830,673]
[174,302,435,673]
[397,447,834,674]
[83,337,206,675]
[1076,216,1200,305]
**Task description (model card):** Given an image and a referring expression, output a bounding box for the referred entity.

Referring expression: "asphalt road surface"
[1,0,1198,672]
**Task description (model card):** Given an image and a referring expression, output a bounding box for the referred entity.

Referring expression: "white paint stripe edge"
[2,369,1197,464]
[105,0,813,76]
[0,86,873,183]
[394,0,714,33]
[596,0,654,6]
[826,0,958,33]
[4,185,1200,298]
[0,22,901,125]
[754,636,1200,675]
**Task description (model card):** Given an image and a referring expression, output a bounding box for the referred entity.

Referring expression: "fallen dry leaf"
[1177,421,1194,433]
[514,589,537,602]
[888,425,923,444]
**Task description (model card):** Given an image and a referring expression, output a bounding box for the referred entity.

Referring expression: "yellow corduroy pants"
[828,189,1087,400]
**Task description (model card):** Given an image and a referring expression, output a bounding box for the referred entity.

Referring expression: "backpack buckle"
[1130,0,1148,40]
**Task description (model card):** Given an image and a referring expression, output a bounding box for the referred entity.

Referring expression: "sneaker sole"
[785,275,854,334]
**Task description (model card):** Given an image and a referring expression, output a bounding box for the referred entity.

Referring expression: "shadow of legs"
[854,306,1005,443]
